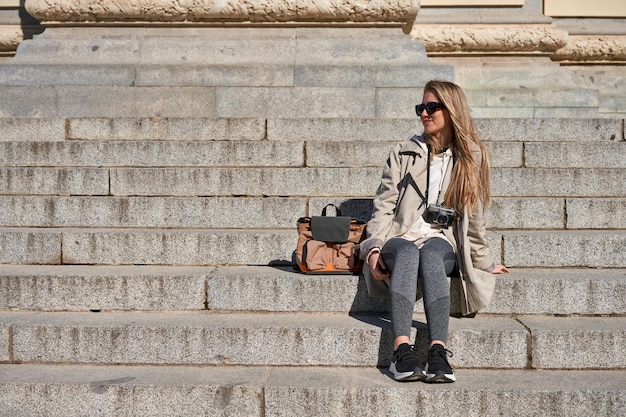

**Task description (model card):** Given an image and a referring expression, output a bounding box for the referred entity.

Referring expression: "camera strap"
[424,145,446,206]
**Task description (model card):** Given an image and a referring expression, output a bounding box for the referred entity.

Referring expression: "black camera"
[422,204,456,228]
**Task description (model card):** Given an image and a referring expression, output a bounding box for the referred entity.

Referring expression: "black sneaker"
[389,343,426,382]
[425,344,456,383]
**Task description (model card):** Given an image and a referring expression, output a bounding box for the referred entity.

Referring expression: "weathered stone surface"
[0,196,305,228]
[216,87,376,118]
[488,197,564,229]
[520,316,626,369]
[265,368,626,417]
[57,86,217,118]
[0,141,303,167]
[0,265,208,311]
[68,117,265,141]
[473,118,621,141]
[484,268,626,315]
[492,168,626,197]
[503,231,626,268]
[0,364,265,417]
[305,141,522,168]
[0,167,109,195]
[109,167,382,196]
[61,229,297,265]
[0,229,61,264]
[0,86,57,117]
[0,118,65,141]
[525,142,626,168]
[567,198,626,229]
[9,311,527,367]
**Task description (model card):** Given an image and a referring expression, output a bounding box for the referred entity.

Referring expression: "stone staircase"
[0,26,625,416]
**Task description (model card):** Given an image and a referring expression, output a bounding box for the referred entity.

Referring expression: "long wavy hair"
[423,80,491,213]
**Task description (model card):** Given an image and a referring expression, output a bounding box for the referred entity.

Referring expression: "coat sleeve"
[360,144,403,258]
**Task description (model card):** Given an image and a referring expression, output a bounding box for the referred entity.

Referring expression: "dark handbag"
[296,204,366,274]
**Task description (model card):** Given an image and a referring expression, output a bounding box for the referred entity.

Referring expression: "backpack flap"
[310,216,351,243]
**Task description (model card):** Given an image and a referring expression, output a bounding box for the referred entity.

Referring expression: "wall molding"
[410,24,568,54]
[25,0,418,26]
[552,36,626,63]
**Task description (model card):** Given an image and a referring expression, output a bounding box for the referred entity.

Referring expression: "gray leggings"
[381,237,456,343]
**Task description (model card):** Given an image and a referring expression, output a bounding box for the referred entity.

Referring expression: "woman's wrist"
[366,247,381,264]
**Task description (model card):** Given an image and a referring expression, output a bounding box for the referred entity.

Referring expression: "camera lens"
[436,214,449,225]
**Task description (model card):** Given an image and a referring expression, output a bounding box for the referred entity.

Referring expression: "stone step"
[2,166,623,197]
[1,365,623,417]
[1,140,624,169]
[0,117,620,142]
[2,228,625,267]
[2,265,623,315]
[2,310,625,369]
[0,195,623,230]
[2,84,626,119]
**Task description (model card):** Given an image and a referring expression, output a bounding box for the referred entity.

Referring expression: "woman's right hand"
[368,252,390,280]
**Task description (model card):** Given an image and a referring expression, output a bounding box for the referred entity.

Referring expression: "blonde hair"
[423,80,491,213]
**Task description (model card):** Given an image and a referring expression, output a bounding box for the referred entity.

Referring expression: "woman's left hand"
[491,264,510,274]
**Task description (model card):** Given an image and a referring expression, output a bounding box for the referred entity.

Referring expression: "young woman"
[360,80,509,383]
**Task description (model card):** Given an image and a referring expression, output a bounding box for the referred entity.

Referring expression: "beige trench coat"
[360,135,496,316]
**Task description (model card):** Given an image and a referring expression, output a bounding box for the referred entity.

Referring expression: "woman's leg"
[418,238,456,345]
[381,237,421,345]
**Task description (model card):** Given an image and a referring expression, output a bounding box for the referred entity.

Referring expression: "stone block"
[9,311,527,368]
[483,88,598,108]
[10,34,142,65]
[61,229,297,265]
[216,87,375,118]
[375,87,425,118]
[0,265,207,311]
[0,229,61,264]
[0,86,57,118]
[492,168,626,197]
[525,142,626,168]
[488,197,564,229]
[267,118,417,141]
[109,167,382,197]
[68,117,265,141]
[0,118,65,141]
[135,64,295,87]
[533,107,601,119]
[265,368,626,417]
[57,86,216,118]
[295,65,448,87]
[502,231,626,268]
[0,64,135,86]
[485,269,626,315]
[0,364,265,417]
[567,198,626,229]
[474,118,621,141]
[470,106,535,119]
[206,266,387,313]
[0,196,305,229]
[0,324,8,362]
[139,29,297,65]
[305,141,520,168]
[519,316,626,369]
[0,167,109,195]
[0,140,303,167]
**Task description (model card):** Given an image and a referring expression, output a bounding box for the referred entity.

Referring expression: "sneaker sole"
[390,363,426,382]
[425,372,456,383]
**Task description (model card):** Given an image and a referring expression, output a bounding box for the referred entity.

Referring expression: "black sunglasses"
[415,102,446,116]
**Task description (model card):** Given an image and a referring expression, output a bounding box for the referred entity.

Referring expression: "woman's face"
[419,91,451,138]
